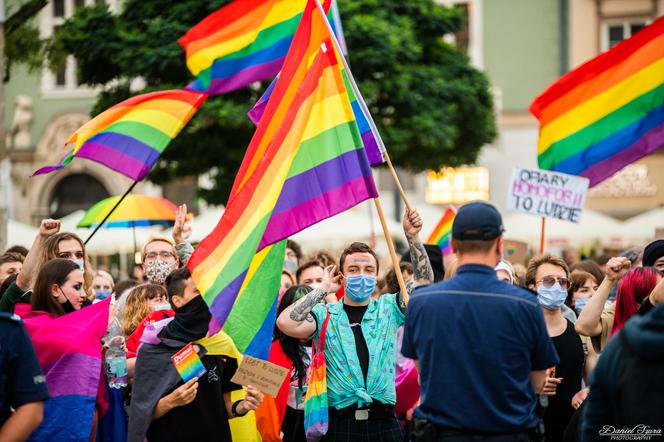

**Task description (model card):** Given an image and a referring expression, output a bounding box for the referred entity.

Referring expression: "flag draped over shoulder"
[32,90,206,181]
[187,0,378,341]
[180,0,346,96]
[18,300,110,441]
[530,17,664,187]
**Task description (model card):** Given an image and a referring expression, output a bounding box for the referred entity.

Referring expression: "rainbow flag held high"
[426,207,457,256]
[180,0,345,96]
[188,0,377,335]
[33,90,207,181]
[530,17,664,187]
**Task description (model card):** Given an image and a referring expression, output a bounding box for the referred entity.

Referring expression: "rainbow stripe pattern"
[19,299,110,441]
[187,0,377,337]
[77,194,177,228]
[426,207,457,256]
[180,0,345,96]
[530,17,664,187]
[33,90,206,181]
[171,343,207,382]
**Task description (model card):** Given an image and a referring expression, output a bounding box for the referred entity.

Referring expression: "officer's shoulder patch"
[0,312,22,322]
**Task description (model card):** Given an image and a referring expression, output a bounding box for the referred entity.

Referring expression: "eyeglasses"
[144,251,176,261]
[537,276,569,289]
[58,251,84,260]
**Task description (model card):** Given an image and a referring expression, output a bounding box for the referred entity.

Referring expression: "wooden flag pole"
[314,0,412,211]
[373,197,409,303]
[539,217,546,254]
[84,180,138,245]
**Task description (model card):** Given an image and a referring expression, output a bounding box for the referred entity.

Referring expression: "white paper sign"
[507,168,589,224]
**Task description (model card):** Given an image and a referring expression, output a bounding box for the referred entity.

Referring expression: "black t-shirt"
[147,355,242,442]
[0,313,50,426]
[343,304,370,383]
[544,320,584,441]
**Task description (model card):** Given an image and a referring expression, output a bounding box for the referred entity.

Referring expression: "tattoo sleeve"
[289,288,327,322]
[407,234,434,285]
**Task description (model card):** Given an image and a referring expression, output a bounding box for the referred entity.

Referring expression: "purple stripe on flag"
[33,165,65,176]
[361,130,384,165]
[76,143,157,181]
[43,353,101,397]
[273,149,373,214]
[207,269,249,327]
[260,175,378,249]
[187,58,284,96]
[248,78,277,125]
[581,123,664,186]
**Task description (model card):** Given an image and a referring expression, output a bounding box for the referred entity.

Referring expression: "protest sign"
[230,355,290,397]
[507,168,589,223]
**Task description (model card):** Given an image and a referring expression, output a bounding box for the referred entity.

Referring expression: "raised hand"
[240,385,264,412]
[39,219,61,237]
[605,257,631,283]
[172,204,193,244]
[403,208,423,238]
[322,265,342,294]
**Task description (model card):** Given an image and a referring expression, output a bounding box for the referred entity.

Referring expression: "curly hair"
[121,284,167,336]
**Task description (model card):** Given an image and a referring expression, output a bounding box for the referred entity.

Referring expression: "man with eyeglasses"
[142,237,181,286]
[402,202,558,441]
[526,254,597,442]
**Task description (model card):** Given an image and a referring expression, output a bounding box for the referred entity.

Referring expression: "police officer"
[0,312,50,441]
[402,201,559,441]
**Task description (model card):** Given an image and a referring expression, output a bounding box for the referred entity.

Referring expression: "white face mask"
[73,258,85,277]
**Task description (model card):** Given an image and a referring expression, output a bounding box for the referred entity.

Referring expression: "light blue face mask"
[95,289,111,300]
[574,297,590,314]
[344,275,376,303]
[537,282,568,310]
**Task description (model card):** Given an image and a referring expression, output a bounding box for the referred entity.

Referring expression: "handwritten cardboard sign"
[507,168,589,223]
[230,355,289,397]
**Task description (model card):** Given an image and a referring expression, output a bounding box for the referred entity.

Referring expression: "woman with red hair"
[611,267,660,336]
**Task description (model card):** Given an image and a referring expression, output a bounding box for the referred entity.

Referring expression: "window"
[41,0,116,97]
[602,20,649,51]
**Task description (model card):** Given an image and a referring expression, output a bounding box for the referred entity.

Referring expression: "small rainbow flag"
[33,90,206,181]
[171,343,207,382]
[188,0,377,337]
[180,0,345,96]
[427,207,457,256]
[530,17,664,187]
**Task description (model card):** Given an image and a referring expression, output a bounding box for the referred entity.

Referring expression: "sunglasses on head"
[538,276,569,289]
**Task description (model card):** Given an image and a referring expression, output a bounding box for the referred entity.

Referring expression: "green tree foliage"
[4,0,48,81]
[50,0,496,205]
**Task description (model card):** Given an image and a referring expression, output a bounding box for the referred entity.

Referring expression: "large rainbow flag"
[426,207,456,256]
[180,0,345,96]
[18,299,110,441]
[530,17,664,187]
[187,0,377,339]
[33,90,206,181]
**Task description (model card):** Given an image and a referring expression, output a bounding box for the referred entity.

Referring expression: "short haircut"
[286,239,303,261]
[0,252,24,266]
[339,242,379,274]
[525,253,570,287]
[114,279,139,300]
[4,245,28,257]
[296,260,323,283]
[93,270,114,288]
[142,235,176,259]
[384,262,413,294]
[165,267,191,305]
[453,238,498,255]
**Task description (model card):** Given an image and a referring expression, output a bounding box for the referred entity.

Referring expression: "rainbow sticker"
[171,343,206,382]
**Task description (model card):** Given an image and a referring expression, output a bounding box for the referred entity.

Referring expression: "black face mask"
[160,295,211,343]
[59,288,76,314]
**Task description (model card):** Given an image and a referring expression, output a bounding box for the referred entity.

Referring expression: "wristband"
[232,400,247,417]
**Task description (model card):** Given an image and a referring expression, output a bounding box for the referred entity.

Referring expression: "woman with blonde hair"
[40,232,95,300]
[121,284,168,337]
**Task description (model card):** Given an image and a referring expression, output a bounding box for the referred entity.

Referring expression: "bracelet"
[231,400,247,417]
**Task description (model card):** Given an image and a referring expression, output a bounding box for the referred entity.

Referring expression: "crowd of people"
[0,200,662,442]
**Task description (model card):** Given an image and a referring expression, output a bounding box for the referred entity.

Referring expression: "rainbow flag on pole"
[188,0,377,337]
[33,90,206,181]
[180,0,345,96]
[530,17,664,187]
[426,207,457,256]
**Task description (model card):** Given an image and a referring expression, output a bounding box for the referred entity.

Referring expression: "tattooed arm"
[276,265,341,339]
[404,208,434,286]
